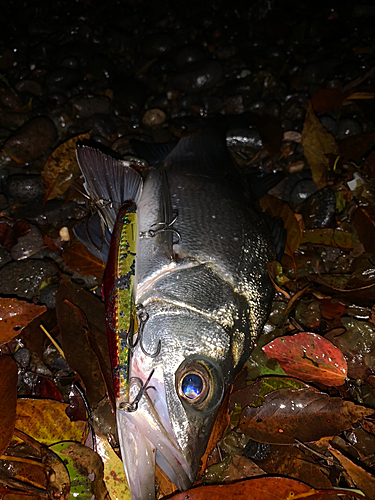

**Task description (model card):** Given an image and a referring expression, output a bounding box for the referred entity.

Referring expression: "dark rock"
[0,248,12,269]
[73,96,112,118]
[283,171,317,207]
[172,60,223,93]
[14,348,31,369]
[44,200,87,226]
[226,128,263,150]
[0,46,14,71]
[142,33,174,58]
[320,115,338,136]
[175,45,204,66]
[6,175,45,202]
[15,80,43,96]
[0,85,24,111]
[39,282,60,309]
[3,117,57,163]
[0,112,28,130]
[44,67,83,92]
[300,187,336,229]
[10,225,44,260]
[112,78,147,116]
[0,260,57,299]
[90,114,117,139]
[86,54,117,82]
[337,118,363,140]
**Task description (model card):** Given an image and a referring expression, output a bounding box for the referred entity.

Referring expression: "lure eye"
[181,373,204,400]
[176,361,211,407]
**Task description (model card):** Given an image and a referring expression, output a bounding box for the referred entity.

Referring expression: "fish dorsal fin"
[130,139,177,165]
[76,145,143,230]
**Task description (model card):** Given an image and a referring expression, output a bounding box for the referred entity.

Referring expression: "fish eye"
[176,362,210,407]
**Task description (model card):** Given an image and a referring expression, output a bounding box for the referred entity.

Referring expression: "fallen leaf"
[259,194,300,257]
[56,294,107,411]
[42,132,91,202]
[169,476,364,500]
[62,241,105,279]
[256,116,283,157]
[330,447,375,499]
[15,399,86,445]
[50,441,107,500]
[0,298,46,344]
[262,332,347,386]
[253,444,334,490]
[311,88,344,114]
[41,446,70,500]
[354,206,375,261]
[339,131,375,163]
[155,465,177,498]
[0,356,18,455]
[300,228,356,251]
[302,101,339,189]
[219,455,265,483]
[0,220,30,252]
[95,430,131,500]
[239,387,373,444]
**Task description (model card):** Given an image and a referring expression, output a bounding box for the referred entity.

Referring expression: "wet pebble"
[0,260,57,299]
[14,347,31,369]
[6,175,45,202]
[299,187,336,229]
[283,171,317,206]
[10,224,44,260]
[320,115,338,136]
[15,80,43,96]
[39,282,60,309]
[3,117,57,163]
[175,45,204,66]
[337,118,363,140]
[172,60,223,93]
[73,96,112,118]
[0,112,28,131]
[142,33,174,58]
[142,108,166,127]
[226,128,263,150]
[44,67,83,93]
[112,78,146,115]
[85,54,117,82]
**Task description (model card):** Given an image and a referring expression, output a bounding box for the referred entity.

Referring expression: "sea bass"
[76,128,275,499]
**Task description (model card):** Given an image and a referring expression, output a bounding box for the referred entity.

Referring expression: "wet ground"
[2,0,375,498]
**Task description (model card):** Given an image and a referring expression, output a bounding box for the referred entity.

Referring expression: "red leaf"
[169,476,363,500]
[262,332,347,386]
[0,298,47,344]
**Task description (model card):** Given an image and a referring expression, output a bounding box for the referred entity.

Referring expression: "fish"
[75,127,277,499]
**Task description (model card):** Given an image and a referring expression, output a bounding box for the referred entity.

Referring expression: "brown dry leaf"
[254,444,334,490]
[330,447,375,499]
[0,298,46,345]
[42,132,90,202]
[56,293,107,411]
[221,455,265,482]
[156,465,177,498]
[302,101,339,189]
[169,476,362,500]
[198,390,230,476]
[259,194,300,257]
[62,242,105,279]
[354,206,375,261]
[239,387,374,444]
[311,88,344,114]
[0,356,18,455]
[15,399,86,445]
[339,131,375,163]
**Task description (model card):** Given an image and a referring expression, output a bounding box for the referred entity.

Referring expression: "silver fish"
[76,128,275,499]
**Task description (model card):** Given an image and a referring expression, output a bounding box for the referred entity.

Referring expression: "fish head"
[119,303,246,498]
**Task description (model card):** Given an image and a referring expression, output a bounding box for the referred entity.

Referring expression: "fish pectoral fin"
[116,409,156,500]
[76,145,143,230]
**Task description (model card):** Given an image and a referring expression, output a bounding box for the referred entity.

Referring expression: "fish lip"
[123,378,195,490]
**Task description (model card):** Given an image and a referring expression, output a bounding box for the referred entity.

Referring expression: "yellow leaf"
[302,101,339,189]
[15,399,86,445]
[42,132,91,202]
[95,430,131,500]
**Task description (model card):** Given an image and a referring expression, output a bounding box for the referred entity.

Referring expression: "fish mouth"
[116,376,194,500]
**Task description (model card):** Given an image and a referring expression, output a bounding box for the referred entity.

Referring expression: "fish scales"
[75,128,275,500]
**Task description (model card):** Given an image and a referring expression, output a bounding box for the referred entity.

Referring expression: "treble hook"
[120,369,156,412]
[140,211,181,244]
[126,306,161,358]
